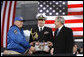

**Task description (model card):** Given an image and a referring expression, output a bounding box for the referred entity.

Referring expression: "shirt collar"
[58,25,63,31]
[38,25,44,31]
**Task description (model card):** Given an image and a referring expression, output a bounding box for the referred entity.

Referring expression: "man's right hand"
[28,46,35,55]
[30,46,35,52]
[30,41,36,46]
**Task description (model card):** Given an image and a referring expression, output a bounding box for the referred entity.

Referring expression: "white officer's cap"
[36,13,47,20]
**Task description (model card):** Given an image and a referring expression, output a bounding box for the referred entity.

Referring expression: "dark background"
[15,3,38,30]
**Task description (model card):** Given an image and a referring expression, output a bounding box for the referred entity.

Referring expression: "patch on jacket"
[14,30,18,34]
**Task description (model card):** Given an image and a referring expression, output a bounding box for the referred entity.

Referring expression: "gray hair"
[56,16,65,25]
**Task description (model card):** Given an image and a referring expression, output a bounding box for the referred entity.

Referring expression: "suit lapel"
[55,26,65,37]
[58,26,65,36]
[43,27,46,32]
[37,26,39,32]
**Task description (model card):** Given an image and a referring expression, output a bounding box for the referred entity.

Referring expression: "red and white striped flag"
[1,1,17,48]
[43,1,83,37]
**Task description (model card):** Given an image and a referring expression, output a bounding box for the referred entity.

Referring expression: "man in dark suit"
[51,16,73,56]
[29,13,53,55]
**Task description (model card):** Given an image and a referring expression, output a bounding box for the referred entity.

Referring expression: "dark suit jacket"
[53,25,73,54]
[29,26,53,43]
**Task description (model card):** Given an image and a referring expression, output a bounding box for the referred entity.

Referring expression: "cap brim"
[22,20,26,22]
[38,19,46,20]
[18,20,26,22]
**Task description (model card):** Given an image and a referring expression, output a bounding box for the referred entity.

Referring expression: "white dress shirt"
[56,25,63,36]
[38,25,44,32]
[58,25,63,32]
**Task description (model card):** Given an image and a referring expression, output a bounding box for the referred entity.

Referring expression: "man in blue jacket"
[4,17,35,54]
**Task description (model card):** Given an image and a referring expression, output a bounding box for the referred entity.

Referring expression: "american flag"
[1,1,17,48]
[38,1,83,37]
[38,1,68,16]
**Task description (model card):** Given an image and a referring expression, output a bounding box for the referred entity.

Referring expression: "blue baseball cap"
[14,16,24,22]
